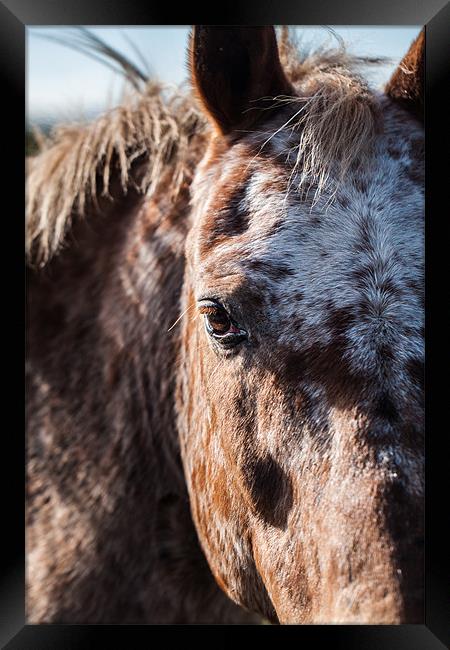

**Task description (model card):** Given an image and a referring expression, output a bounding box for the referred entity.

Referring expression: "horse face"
[178,27,424,623]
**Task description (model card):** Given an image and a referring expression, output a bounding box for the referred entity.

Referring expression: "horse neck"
[27,176,190,496]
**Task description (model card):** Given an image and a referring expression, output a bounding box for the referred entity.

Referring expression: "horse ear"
[385,29,424,121]
[189,26,294,135]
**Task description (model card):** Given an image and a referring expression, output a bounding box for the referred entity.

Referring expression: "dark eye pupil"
[207,310,231,334]
[199,301,247,348]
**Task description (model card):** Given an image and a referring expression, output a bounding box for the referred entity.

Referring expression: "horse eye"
[204,307,231,335]
[198,301,247,347]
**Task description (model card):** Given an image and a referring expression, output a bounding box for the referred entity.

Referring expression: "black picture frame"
[4,0,449,646]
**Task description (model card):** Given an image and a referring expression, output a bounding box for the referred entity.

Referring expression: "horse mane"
[26,28,384,268]
[277,28,382,202]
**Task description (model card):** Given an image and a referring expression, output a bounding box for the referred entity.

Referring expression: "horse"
[26,26,424,624]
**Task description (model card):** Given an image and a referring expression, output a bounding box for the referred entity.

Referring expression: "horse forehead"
[196,140,423,279]
[194,98,424,306]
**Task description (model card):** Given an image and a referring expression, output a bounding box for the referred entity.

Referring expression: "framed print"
[3,0,449,646]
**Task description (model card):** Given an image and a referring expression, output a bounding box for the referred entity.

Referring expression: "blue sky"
[27,26,421,126]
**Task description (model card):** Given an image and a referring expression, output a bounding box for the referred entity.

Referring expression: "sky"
[27,26,421,126]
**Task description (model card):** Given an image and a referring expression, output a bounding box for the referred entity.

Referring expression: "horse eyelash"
[198,305,221,316]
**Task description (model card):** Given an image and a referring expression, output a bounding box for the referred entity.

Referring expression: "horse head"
[177,26,424,623]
